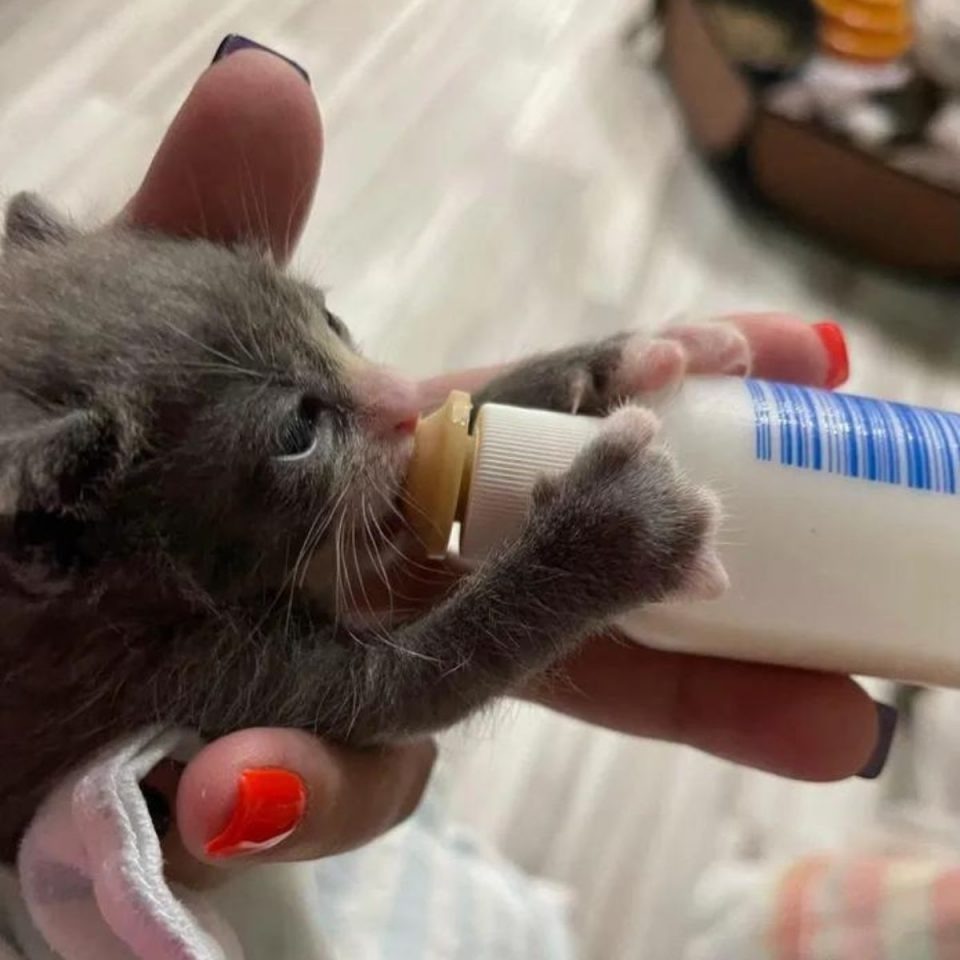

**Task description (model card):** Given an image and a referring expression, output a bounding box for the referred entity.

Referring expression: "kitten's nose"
[354,365,422,438]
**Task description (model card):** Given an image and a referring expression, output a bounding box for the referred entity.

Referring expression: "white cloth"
[767,55,912,148]
[0,728,575,960]
[5,728,242,960]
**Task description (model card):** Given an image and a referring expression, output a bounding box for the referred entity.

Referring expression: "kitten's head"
[0,192,420,611]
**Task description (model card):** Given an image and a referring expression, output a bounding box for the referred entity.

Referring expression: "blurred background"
[6,0,960,957]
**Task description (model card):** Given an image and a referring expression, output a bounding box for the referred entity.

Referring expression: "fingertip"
[689,668,881,782]
[722,313,840,388]
[176,729,436,866]
[174,729,286,864]
[211,34,311,86]
[855,701,898,781]
[204,767,308,859]
[125,45,323,262]
[811,321,850,390]
[762,675,880,782]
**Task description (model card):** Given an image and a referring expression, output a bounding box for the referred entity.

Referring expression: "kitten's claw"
[607,325,751,401]
[667,487,729,602]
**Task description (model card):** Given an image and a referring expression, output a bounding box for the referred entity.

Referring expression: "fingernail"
[211,34,310,85]
[205,768,307,858]
[857,701,898,780]
[140,785,171,840]
[812,321,850,389]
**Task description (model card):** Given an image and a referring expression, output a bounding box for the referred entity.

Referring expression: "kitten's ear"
[0,396,120,515]
[3,192,77,251]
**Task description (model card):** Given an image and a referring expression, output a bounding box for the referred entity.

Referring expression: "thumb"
[142,728,435,887]
[123,38,322,263]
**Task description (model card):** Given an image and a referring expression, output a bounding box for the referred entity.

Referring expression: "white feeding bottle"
[404,379,960,687]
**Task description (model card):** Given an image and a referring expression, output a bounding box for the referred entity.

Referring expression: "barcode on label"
[745,380,960,494]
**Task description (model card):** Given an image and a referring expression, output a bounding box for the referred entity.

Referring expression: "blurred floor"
[6,0,960,400]
[2,0,959,957]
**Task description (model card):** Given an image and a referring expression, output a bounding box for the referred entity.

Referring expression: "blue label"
[745,380,960,495]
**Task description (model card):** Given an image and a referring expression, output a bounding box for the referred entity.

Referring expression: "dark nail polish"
[857,701,898,780]
[141,784,172,840]
[211,35,310,85]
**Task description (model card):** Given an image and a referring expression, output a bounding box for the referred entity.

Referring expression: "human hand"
[141,729,434,887]
[126,37,888,888]
[419,311,892,784]
[517,314,893,784]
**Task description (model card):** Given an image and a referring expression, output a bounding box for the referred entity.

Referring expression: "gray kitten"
[0,193,722,860]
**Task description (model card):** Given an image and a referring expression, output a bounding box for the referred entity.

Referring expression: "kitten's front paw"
[542,333,691,414]
[531,405,727,610]
[475,323,751,416]
[610,323,751,400]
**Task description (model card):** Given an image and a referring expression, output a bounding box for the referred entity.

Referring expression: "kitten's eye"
[275,397,320,461]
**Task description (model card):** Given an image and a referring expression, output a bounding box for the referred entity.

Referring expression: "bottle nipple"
[404,391,475,558]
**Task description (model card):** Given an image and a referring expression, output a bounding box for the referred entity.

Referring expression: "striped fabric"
[686,854,960,960]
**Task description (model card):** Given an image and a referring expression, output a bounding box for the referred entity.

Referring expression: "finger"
[719,313,849,388]
[419,314,848,413]
[170,729,434,871]
[419,365,511,412]
[527,634,883,782]
[123,42,322,263]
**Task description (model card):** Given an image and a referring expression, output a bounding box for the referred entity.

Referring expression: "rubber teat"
[405,391,475,558]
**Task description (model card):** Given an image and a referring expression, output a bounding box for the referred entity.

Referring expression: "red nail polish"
[206,768,306,858]
[813,321,850,389]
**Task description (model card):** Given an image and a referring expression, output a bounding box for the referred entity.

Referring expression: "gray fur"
[474,334,635,416]
[3,192,78,251]
[0,193,719,860]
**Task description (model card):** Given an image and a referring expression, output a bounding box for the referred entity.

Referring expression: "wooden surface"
[2,2,959,957]
[5,0,960,401]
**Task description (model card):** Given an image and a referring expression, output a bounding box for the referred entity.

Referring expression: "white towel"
[0,729,575,960]
[3,727,247,959]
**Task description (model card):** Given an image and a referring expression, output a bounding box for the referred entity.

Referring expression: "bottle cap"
[405,393,602,562]
[460,403,601,560]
